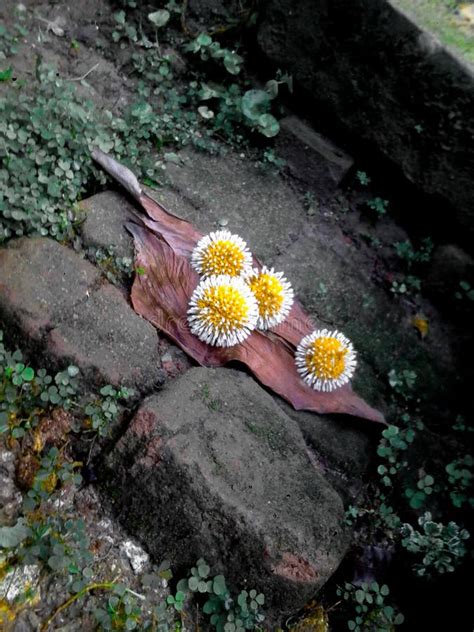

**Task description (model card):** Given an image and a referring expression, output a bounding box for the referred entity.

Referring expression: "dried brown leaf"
[92,150,385,423]
[128,223,384,423]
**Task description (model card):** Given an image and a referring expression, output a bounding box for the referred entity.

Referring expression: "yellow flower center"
[197,285,249,330]
[248,272,284,318]
[200,240,246,276]
[305,337,347,380]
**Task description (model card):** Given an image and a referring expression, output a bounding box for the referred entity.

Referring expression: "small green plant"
[262,149,286,171]
[185,33,243,76]
[400,512,469,577]
[454,280,474,301]
[175,558,265,631]
[336,582,404,631]
[404,473,435,509]
[0,20,28,59]
[112,10,139,45]
[356,170,371,186]
[393,237,433,268]
[0,331,79,438]
[387,369,417,400]
[84,384,133,437]
[376,424,415,486]
[390,275,421,295]
[367,197,388,216]
[361,233,381,248]
[89,246,134,285]
[445,455,473,508]
[93,583,143,630]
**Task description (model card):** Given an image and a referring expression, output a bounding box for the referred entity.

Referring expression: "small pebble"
[120,539,149,574]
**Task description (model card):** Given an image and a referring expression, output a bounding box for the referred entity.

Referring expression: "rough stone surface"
[105,367,349,619]
[425,244,474,305]
[0,238,163,396]
[162,149,308,262]
[276,116,354,194]
[0,446,22,526]
[278,402,376,504]
[258,0,474,244]
[80,190,137,260]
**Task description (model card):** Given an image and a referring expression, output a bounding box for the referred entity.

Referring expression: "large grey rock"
[105,367,350,619]
[162,149,308,262]
[80,190,136,260]
[425,244,474,305]
[276,116,354,194]
[278,402,375,504]
[0,238,163,396]
[258,0,474,244]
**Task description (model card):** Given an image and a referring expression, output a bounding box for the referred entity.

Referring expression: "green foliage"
[400,512,470,577]
[445,455,473,508]
[113,12,288,143]
[376,424,415,487]
[390,275,421,295]
[84,384,133,438]
[356,170,371,186]
[0,20,28,59]
[404,473,435,510]
[94,583,143,631]
[393,237,433,268]
[185,33,244,75]
[0,57,189,242]
[89,246,134,285]
[387,368,417,400]
[455,280,474,301]
[0,66,13,81]
[23,446,82,511]
[148,10,171,29]
[0,64,106,242]
[367,197,388,216]
[336,582,404,631]
[91,560,265,632]
[174,558,265,631]
[0,330,79,438]
[1,447,93,596]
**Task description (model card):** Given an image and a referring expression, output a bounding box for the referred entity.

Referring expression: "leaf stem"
[40,578,118,631]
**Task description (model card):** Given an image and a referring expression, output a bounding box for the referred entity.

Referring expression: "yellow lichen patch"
[305,336,348,381]
[197,285,250,330]
[200,239,246,277]
[248,272,285,318]
[41,471,58,494]
[0,559,11,582]
[0,599,16,628]
[289,603,329,632]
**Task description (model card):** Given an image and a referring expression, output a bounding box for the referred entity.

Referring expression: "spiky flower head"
[245,266,294,330]
[295,329,357,392]
[188,274,258,347]
[191,230,253,278]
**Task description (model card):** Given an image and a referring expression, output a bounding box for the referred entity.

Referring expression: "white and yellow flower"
[295,329,357,392]
[245,266,294,330]
[188,274,258,347]
[190,230,253,278]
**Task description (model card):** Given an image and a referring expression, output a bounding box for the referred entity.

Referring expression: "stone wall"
[257,0,474,244]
